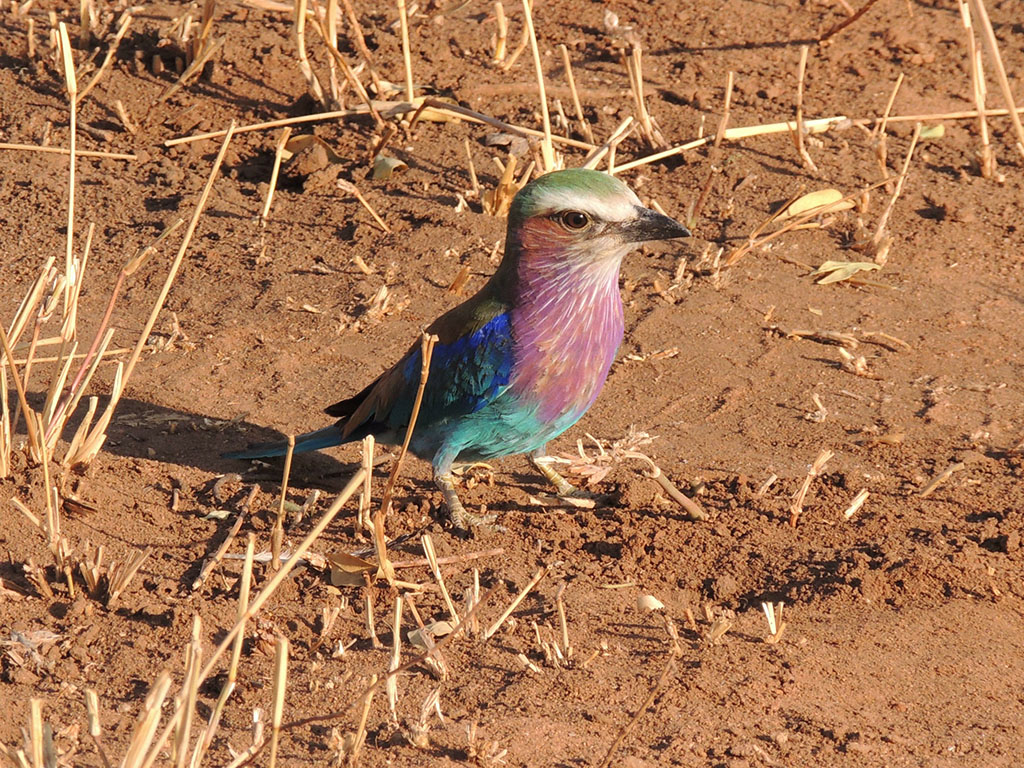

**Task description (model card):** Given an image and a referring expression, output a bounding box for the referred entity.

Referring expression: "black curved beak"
[622,206,691,243]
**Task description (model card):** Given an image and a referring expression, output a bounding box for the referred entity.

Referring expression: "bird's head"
[505,169,690,271]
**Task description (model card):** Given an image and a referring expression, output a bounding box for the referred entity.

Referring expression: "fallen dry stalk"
[818,0,883,43]
[483,567,546,640]
[920,461,966,498]
[191,485,256,590]
[0,142,136,160]
[597,638,678,768]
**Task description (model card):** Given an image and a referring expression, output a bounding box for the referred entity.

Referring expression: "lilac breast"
[508,257,625,424]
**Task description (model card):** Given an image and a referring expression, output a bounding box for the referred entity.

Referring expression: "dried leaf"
[283,134,344,163]
[809,260,882,284]
[371,155,408,180]
[408,620,454,651]
[919,124,944,140]
[327,551,376,587]
[203,509,233,520]
[776,189,854,221]
[636,594,665,612]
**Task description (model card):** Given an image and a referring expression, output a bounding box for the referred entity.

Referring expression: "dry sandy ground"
[1,0,1023,766]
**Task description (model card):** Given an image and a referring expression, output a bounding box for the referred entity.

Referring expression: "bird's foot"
[437,472,505,533]
[531,455,577,496]
[448,499,505,533]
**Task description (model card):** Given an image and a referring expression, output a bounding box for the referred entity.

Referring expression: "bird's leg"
[435,471,500,531]
[530,446,579,497]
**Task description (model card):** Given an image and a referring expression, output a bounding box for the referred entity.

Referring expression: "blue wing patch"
[398,313,513,424]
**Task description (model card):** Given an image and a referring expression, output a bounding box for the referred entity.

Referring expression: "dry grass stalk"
[69,124,235,467]
[581,116,634,170]
[612,114,845,174]
[107,547,151,605]
[293,0,326,107]
[0,142,136,160]
[157,35,225,104]
[793,46,818,174]
[267,636,289,768]
[462,138,482,201]
[872,73,904,189]
[762,601,786,643]
[121,670,172,768]
[387,594,404,723]
[357,435,375,533]
[0,367,9,477]
[421,534,460,626]
[555,582,571,659]
[85,689,113,768]
[492,2,508,63]
[377,333,437,584]
[788,448,834,527]
[56,23,78,332]
[396,0,415,102]
[624,40,664,148]
[843,488,869,520]
[272,435,297,572]
[311,10,384,126]
[519,0,557,171]
[325,0,340,104]
[47,219,185,454]
[958,0,994,175]
[339,0,384,97]
[349,674,377,766]
[867,122,921,265]
[132,471,367,767]
[261,127,294,224]
[191,485,255,590]
[689,74,734,227]
[919,461,966,498]
[192,535,255,765]
[29,698,44,768]
[364,588,383,649]
[391,547,505,570]
[483,567,546,641]
[76,13,132,105]
[818,0,883,43]
[558,44,594,143]
[725,176,891,267]
[171,616,202,768]
[336,179,391,233]
[596,625,679,768]
[967,0,1024,159]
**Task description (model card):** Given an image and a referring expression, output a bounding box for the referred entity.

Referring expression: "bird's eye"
[558,210,591,230]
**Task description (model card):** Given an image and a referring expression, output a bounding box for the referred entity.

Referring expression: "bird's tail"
[223,426,344,460]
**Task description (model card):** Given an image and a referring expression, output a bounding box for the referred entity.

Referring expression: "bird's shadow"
[10,391,356,487]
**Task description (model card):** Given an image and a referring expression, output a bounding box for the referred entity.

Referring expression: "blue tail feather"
[223,426,344,460]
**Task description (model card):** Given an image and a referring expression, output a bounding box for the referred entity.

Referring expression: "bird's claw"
[448,500,506,534]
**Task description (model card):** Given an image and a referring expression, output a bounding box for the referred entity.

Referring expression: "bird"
[225,168,690,529]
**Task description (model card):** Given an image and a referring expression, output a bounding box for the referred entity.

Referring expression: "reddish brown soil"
[2,1,1024,766]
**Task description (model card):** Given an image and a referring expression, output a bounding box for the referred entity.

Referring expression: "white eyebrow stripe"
[526,186,643,223]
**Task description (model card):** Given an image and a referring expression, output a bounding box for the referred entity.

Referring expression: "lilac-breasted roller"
[225,168,690,529]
